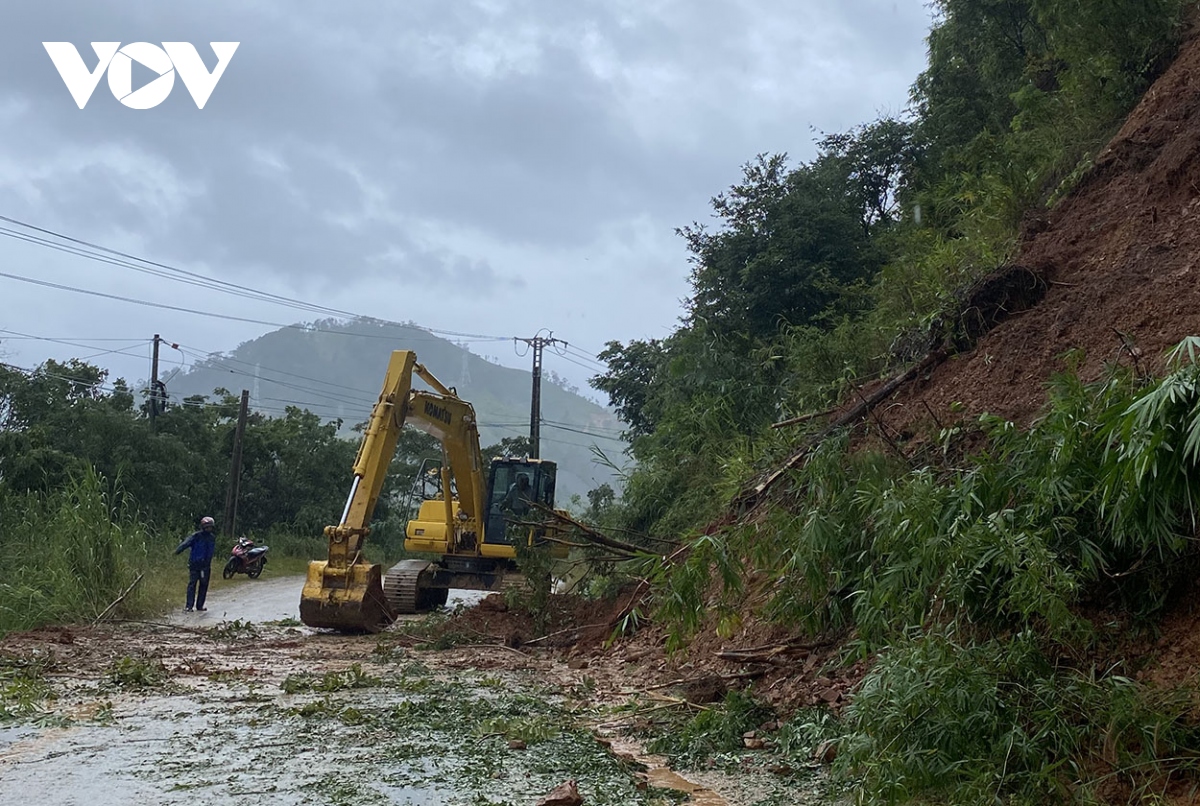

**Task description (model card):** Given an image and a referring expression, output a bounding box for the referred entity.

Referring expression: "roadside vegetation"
[578,1,1200,802]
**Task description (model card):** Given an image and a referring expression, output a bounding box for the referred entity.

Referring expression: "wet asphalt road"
[166,574,306,626]
[165,574,487,628]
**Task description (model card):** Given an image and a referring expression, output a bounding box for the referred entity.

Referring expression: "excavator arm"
[403,390,487,549]
[299,350,489,632]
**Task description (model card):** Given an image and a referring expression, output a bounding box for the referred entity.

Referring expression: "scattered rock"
[818,687,841,704]
[814,740,838,764]
[536,779,583,806]
[743,737,766,750]
[567,658,589,670]
[479,594,508,613]
[509,739,527,750]
[680,674,727,704]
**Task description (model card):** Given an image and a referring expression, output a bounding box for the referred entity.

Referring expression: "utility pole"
[514,332,564,459]
[223,390,250,537]
[149,334,161,425]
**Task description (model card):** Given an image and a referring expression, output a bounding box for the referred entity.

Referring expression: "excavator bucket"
[299,560,396,632]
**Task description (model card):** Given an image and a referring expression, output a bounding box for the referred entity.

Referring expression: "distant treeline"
[0,357,443,539]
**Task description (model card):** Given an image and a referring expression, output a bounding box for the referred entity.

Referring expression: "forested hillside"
[165,317,624,500]
[584,1,1200,802]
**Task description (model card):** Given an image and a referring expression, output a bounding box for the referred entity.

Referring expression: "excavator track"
[499,572,530,593]
[383,560,431,614]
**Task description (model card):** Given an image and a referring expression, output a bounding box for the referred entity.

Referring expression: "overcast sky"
[0,0,933,400]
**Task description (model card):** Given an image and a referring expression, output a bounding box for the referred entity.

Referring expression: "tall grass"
[0,469,151,634]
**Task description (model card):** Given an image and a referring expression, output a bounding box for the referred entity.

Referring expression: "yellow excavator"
[299,349,564,632]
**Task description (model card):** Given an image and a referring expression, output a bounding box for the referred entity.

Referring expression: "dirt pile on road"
[883,24,1200,433]
[410,589,867,719]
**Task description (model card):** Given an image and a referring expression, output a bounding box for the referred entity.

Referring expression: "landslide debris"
[884,26,1200,432]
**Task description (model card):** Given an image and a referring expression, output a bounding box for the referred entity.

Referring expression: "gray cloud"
[0,0,932,388]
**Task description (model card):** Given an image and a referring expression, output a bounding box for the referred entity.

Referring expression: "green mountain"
[165,318,625,502]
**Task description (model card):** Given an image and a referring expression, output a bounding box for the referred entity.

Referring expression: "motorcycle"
[222,536,269,579]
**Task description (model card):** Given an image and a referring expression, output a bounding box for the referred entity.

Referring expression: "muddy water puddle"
[605,737,728,805]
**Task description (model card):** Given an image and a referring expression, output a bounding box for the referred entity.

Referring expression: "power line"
[541,422,626,442]
[0,334,149,342]
[0,328,152,362]
[0,268,512,346]
[2,355,629,447]
[0,269,323,329]
[552,351,607,376]
[0,214,510,342]
[0,359,363,422]
[172,346,377,410]
[1,360,210,410]
[0,225,327,315]
[4,321,623,439]
[543,417,625,436]
[487,422,609,452]
[0,215,621,413]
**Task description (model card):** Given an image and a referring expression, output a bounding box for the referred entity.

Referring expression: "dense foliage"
[0,357,458,536]
[586,1,1199,801]
[0,471,150,634]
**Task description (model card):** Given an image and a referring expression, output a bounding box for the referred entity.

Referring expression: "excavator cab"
[484,459,557,546]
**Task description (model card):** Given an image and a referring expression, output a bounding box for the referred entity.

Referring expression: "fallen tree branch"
[850,382,909,463]
[103,618,210,636]
[620,670,764,695]
[533,504,669,556]
[92,572,145,626]
[735,351,944,513]
[524,621,612,646]
[601,527,680,547]
[539,535,595,549]
[771,408,835,429]
[461,643,532,659]
[643,691,712,711]
[592,700,698,729]
[716,637,839,664]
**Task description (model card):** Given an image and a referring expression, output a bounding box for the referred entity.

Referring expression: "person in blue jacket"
[174,516,217,612]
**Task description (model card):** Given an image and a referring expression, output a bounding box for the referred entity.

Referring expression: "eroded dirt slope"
[884,24,1200,432]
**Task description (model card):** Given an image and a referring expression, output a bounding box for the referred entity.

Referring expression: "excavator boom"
[300,351,418,631]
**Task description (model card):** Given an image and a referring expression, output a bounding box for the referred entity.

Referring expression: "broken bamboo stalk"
[92,572,145,626]
[735,350,944,513]
[770,408,835,429]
